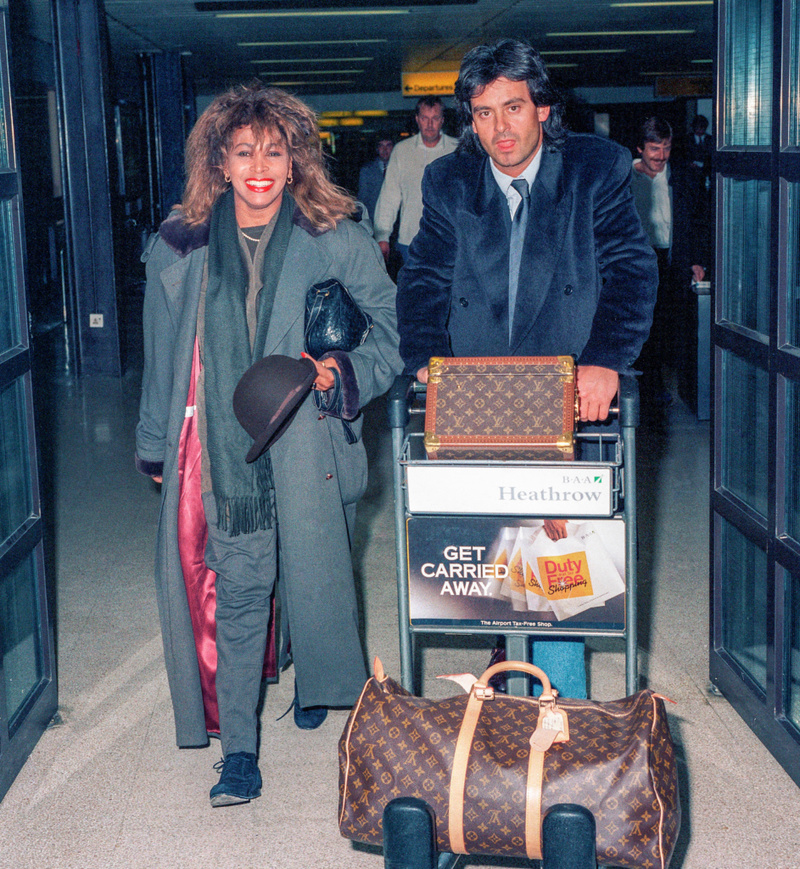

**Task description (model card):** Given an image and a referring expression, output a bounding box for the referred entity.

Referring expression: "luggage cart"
[388,372,641,698]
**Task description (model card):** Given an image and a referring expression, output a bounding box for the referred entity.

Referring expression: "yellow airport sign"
[401,70,459,97]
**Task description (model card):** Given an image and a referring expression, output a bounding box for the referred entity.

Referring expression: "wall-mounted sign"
[655,75,713,97]
[401,70,459,97]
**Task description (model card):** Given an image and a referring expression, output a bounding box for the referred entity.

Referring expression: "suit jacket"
[630,158,709,277]
[396,133,658,376]
[358,156,387,223]
[687,132,713,175]
[135,207,402,746]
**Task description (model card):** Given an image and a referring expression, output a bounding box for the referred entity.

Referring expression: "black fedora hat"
[233,355,316,463]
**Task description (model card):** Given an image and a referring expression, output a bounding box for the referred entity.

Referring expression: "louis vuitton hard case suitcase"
[424,355,578,461]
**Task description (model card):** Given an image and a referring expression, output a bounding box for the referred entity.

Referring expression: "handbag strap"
[448,662,554,860]
[305,287,326,331]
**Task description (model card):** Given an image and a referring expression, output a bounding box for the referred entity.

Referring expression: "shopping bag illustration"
[527,521,624,620]
[485,526,518,601]
[519,527,553,613]
[504,527,528,611]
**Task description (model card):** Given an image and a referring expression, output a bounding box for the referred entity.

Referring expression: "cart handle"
[584,374,638,427]
[388,371,638,429]
[387,373,418,430]
[617,373,639,429]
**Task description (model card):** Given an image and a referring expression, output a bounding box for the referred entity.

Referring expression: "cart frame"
[388,372,640,697]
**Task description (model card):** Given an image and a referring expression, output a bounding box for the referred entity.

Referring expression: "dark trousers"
[636,247,678,399]
[203,492,277,757]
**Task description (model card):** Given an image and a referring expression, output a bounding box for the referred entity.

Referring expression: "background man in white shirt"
[373,96,458,267]
[630,116,706,410]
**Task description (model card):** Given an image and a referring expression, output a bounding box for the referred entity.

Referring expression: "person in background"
[373,96,458,267]
[358,134,393,224]
[630,116,707,410]
[687,114,714,280]
[135,83,402,808]
[687,114,713,190]
[396,38,657,699]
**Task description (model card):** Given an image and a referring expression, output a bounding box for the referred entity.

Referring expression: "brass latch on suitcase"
[424,432,441,451]
[557,434,574,455]
[427,357,444,384]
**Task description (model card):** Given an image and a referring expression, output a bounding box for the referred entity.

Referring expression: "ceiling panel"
[101,0,713,97]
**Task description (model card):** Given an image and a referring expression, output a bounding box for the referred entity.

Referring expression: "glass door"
[0,3,57,801]
[711,0,800,786]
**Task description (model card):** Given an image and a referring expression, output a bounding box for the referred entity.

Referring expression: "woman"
[134,83,402,807]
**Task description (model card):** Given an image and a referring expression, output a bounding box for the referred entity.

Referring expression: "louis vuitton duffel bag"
[338,659,680,868]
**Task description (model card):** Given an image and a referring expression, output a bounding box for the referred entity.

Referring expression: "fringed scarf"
[203,188,295,536]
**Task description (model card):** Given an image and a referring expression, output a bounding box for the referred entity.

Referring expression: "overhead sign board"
[401,71,459,97]
[655,74,713,97]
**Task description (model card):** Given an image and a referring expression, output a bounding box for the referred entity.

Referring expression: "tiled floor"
[1,347,799,867]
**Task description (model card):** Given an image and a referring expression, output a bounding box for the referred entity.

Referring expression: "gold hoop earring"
[224,172,231,183]
[287,171,293,184]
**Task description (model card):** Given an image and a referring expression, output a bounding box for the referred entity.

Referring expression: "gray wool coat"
[135,208,402,748]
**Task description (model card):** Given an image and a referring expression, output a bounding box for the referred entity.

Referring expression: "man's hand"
[416,365,429,384]
[542,519,568,541]
[576,365,619,422]
[378,240,390,263]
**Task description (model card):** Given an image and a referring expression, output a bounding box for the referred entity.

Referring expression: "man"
[687,114,713,188]
[630,116,707,408]
[373,96,458,266]
[357,135,393,223]
[396,39,657,698]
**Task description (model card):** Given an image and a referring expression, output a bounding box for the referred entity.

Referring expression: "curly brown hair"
[180,82,355,231]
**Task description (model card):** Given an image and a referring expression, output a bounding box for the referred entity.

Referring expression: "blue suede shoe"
[293,680,327,730]
[209,752,262,807]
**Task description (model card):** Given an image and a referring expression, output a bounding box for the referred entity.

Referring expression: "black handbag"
[304,278,373,358]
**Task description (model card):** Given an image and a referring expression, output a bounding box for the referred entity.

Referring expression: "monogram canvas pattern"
[424,357,576,461]
[338,671,680,869]
[430,443,571,462]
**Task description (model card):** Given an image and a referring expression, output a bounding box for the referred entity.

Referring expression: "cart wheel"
[383,797,437,869]
[542,803,597,869]
[382,797,461,869]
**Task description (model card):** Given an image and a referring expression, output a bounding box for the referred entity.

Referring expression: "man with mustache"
[630,116,707,411]
[395,38,657,699]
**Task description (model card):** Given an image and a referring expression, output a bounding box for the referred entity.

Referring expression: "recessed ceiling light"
[540,49,626,55]
[250,58,373,64]
[268,80,355,87]
[258,70,364,76]
[547,29,695,36]
[238,40,387,46]
[611,1,711,6]
[218,9,409,18]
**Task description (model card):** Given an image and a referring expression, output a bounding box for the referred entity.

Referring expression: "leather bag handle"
[476,660,555,700]
[448,660,553,861]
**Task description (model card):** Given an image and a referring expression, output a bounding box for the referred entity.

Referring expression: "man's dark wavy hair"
[454,38,566,155]
[638,116,673,150]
